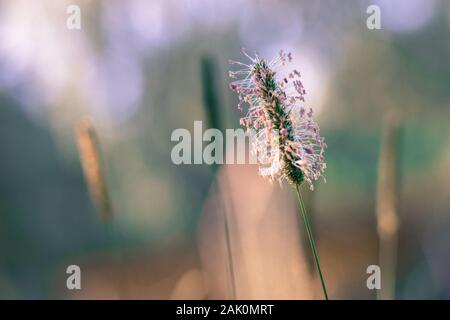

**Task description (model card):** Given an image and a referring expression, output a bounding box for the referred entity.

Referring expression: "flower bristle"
[229,48,327,190]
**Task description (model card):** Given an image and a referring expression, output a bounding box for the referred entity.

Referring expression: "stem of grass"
[295,184,329,300]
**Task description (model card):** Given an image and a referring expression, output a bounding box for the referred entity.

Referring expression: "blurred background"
[0,0,449,299]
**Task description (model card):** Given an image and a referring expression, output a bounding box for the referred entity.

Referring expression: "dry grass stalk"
[376,112,401,300]
[75,119,113,221]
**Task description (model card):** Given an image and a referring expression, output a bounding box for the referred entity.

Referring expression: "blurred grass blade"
[76,119,113,221]
[376,112,401,300]
[200,55,237,299]
[201,55,223,133]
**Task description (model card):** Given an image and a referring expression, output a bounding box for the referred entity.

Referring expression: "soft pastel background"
[0,0,449,299]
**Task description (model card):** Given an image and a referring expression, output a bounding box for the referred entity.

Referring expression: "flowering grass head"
[229,48,327,190]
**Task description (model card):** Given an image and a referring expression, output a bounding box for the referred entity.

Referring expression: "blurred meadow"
[0,0,450,299]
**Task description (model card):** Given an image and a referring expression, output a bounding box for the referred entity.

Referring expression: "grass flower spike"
[229,48,327,190]
[229,48,329,299]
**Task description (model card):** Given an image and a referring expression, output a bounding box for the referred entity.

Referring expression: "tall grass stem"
[201,56,237,299]
[295,185,329,300]
[376,113,401,300]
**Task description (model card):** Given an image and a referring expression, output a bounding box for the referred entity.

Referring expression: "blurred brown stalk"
[75,119,113,220]
[376,112,401,300]
[75,119,133,298]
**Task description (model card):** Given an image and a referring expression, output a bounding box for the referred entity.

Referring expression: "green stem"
[295,184,329,300]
